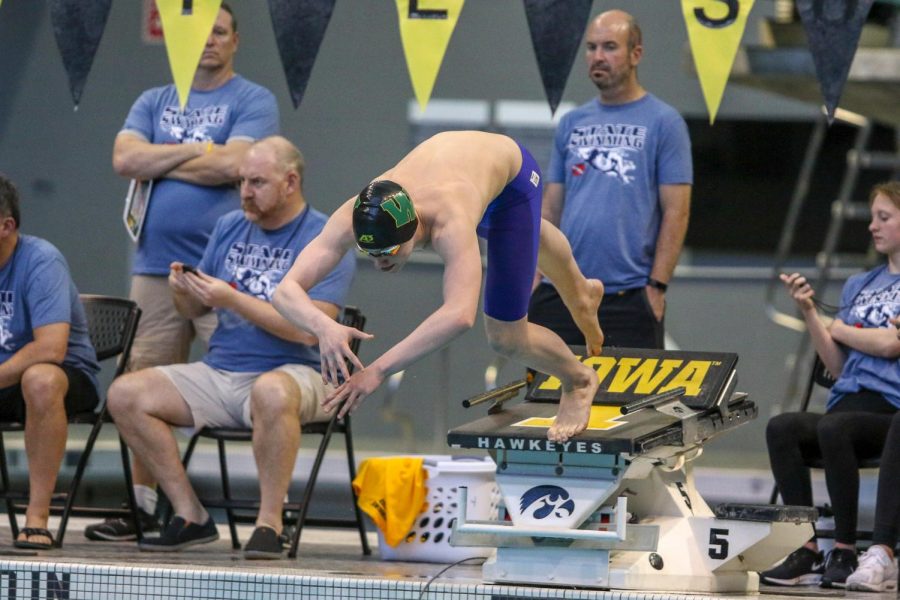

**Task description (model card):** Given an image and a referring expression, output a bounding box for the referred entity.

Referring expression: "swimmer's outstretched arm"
[322,226,483,417]
[275,200,372,383]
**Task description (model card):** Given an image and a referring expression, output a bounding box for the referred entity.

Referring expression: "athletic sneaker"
[759,546,824,586]
[84,507,160,541]
[138,516,219,552]
[845,545,899,592]
[820,547,858,588]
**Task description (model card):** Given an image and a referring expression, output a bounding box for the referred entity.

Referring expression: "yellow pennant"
[514,405,627,431]
[156,0,223,109]
[682,0,755,124]
[395,0,465,112]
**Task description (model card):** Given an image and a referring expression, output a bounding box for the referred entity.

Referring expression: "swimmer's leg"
[483,315,598,442]
[537,219,605,356]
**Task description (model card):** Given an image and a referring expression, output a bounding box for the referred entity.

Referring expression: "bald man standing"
[529,9,692,350]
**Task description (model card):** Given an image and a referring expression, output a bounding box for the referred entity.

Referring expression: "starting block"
[447,348,815,593]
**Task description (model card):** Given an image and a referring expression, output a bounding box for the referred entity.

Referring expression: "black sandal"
[14,527,55,550]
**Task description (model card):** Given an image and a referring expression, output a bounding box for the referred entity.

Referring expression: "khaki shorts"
[156,362,330,435]
[128,275,218,371]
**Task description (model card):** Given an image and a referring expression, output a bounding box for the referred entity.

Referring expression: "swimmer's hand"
[322,367,384,418]
[318,320,373,386]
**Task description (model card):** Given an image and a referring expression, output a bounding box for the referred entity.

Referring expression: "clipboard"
[123,178,153,242]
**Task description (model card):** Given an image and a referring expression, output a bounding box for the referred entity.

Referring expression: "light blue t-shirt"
[0,235,100,392]
[548,94,692,292]
[121,76,280,276]
[198,208,356,372]
[828,265,900,410]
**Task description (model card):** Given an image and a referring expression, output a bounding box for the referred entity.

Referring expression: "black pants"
[766,391,897,544]
[528,282,664,349]
[0,364,99,423]
[873,411,900,549]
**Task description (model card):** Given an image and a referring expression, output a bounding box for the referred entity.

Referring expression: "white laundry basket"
[377,455,499,563]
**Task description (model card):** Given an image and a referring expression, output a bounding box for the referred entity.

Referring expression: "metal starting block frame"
[447,348,816,593]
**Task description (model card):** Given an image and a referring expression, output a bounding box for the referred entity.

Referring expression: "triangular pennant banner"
[49,0,112,108]
[156,0,223,109]
[523,0,592,115]
[682,0,755,125]
[267,0,336,109]
[796,0,874,121]
[396,0,465,112]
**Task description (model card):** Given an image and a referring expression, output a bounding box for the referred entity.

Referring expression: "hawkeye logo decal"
[538,356,713,397]
[514,405,626,431]
[519,485,574,520]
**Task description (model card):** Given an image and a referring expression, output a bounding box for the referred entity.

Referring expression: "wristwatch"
[647,278,668,292]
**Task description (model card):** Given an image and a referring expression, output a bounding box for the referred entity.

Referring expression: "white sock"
[133,485,158,515]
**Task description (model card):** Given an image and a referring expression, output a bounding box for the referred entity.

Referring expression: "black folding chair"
[0,294,142,547]
[180,306,371,558]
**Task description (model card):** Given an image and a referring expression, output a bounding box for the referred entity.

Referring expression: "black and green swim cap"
[352,180,419,251]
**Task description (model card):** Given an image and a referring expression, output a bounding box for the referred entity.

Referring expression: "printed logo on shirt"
[225,242,294,302]
[567,123,646,184]
[0,291,14,351]
[160,104,229,143]
[530,171,540,187]
[849,280,900,328]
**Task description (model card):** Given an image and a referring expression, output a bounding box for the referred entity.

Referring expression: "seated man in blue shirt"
[107,137,355,558]
[0,174,101,550]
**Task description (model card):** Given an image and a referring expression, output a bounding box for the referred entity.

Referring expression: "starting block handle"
[462,378,527,409]
[620,387,687,415]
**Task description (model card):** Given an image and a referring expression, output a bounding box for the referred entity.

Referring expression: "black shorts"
[0,364,99,423]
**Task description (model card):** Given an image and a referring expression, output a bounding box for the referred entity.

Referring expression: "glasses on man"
[357,244,400,258]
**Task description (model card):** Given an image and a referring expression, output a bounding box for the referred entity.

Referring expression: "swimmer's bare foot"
[547,366,599,443]
[570,279,604,356]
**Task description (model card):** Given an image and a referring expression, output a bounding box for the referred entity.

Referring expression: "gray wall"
[0,1,827,462]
